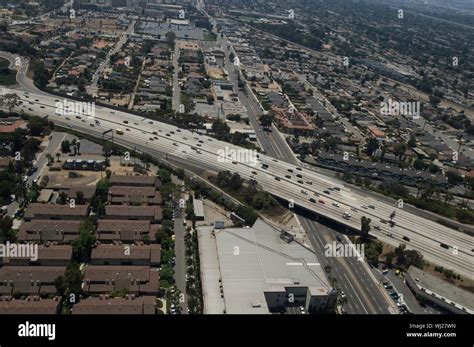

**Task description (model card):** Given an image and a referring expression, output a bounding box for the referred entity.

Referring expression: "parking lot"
[372,265,442,314]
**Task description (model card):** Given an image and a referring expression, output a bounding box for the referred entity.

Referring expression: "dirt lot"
[423,263,474,293]
[108,155,157,176]
[45,168,102,189]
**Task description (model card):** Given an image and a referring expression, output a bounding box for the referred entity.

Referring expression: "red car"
[318,200,325,204]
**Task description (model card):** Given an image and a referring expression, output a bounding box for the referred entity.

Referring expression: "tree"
[61,140,71,153]
[211,119,230,140]
[59,192,68,205]
[72,220,96,263]
[158,169,172,184]
[0,216,14,243]
[28,116,46,136]
[443,193,453,207]
[45,153,54,165]
[64,263,83,296]
[76,191,85,205]
[54,275,66,297]
[366,138,378,156]
[361,216,371,237]
[165,31,176,47]
[394,142,408,161]
[162,207,173,220]
[446,171,463,186]
[408,135,417,148]
[259,113,274,128]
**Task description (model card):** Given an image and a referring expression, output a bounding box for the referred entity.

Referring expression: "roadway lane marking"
[286,262,320,266]
[343,273,369,314]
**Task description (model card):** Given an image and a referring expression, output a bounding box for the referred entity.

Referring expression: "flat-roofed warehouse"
[200,219,336,314]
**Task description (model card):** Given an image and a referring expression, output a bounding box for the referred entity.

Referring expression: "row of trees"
[213,171,280,218]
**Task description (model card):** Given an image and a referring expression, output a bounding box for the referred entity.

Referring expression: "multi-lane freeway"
[1,86,472,280]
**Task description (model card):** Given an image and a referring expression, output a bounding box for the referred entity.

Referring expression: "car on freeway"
[318,199,325,204]
[332,202,340,207]
[323,190,331,194]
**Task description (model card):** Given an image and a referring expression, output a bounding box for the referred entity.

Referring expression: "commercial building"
[405,266,473,314]
[199,219,336,314]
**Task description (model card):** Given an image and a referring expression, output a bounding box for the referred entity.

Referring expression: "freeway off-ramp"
[1,87,472,279]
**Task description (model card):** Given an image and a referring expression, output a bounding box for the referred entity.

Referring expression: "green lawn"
[203,31,217,42]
